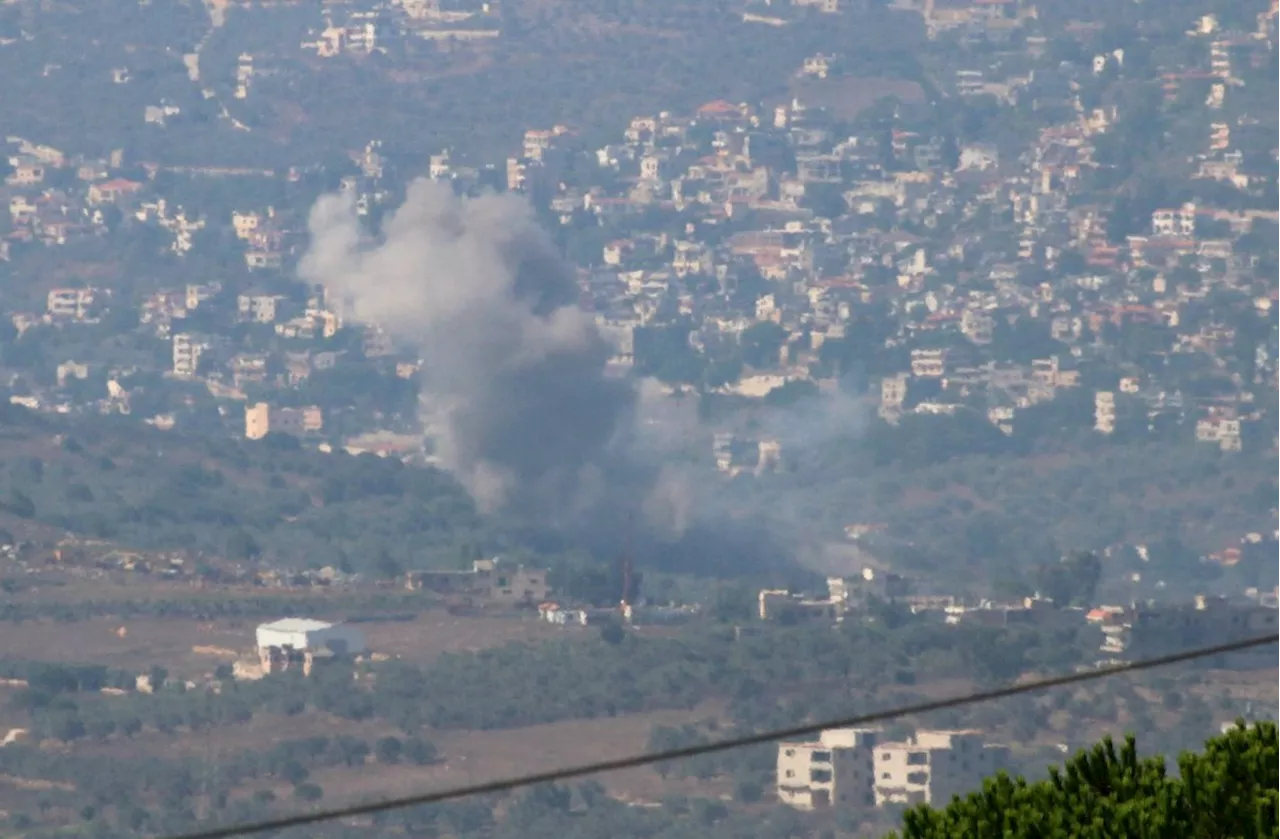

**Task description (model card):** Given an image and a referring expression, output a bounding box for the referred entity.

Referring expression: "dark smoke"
[300,180,811,579]
[299,179,634,522]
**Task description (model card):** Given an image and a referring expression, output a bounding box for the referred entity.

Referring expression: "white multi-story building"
[880,373,909,422]
[237,293,284,324]
[777,728,881,811]
[1151,203,1197,237]
[1195,416,1242,452]
[47,288,97,321]
[910,348,947,378]
[1094,390,1116,435]
[874,730,1009,807]
[172,333,208,377]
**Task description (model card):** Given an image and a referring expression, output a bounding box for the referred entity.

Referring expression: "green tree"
[599,622,626,645]
[375,735,403,764]
[280,760,309,785]
[293,783,323,803]
[225,530,261,561]
[740,322,786,369]
[404,737,438,765]
[735,779,763,802]
[1036,551,1102,608]
[6,489,35,519]
[893,722,1279,839]
[374,550,402,582]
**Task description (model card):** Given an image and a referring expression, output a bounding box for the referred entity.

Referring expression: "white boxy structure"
[255,618,366,674]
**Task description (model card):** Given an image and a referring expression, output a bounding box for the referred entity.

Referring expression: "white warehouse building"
[255,618,366,658]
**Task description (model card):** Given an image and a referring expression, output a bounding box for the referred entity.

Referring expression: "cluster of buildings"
[300,0,500,57]
[1092,592,1279,665]
[759,566,1079,629]
[484,9,1273,457]
[0,0,1273,631]
[760,566,1278,669]
[404,557,551,607]
[776,726,1009,812]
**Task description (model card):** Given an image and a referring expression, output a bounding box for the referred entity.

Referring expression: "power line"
[166,632,1277,839]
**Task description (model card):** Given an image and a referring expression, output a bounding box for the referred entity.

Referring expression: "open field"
[284,705,730,806]
[0,611,574,677]
[56,701,730,806]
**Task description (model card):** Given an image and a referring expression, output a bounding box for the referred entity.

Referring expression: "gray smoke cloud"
[299,179,635,521]
[297,179,871,580]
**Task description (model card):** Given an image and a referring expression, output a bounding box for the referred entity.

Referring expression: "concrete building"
[758,589,841,622]
[172,333,210,377]
[185,283,221,311]
[47,288,98,321]
[829,568,911,607]
[255,618,366,675]
[1151,203,1197,237]
[777,727,880,811]
[1122,596,1277,667]
[910,348,947,378]
[245,402,323,440]
[874,730,1009,807]
[1094,390,1116,434]
[760,571,907,625]
[237,293,284,324]
[880,374,908,422]
[405,558,550,607]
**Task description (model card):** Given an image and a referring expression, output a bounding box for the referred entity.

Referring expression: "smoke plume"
[299,179,634,521]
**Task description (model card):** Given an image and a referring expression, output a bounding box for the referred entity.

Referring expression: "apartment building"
[910,348,947,378]
[237,293,285,324]
[1151,203,1197,237]
[874,730,1009,807]
[405,558,550,607]
[1195,415,1243,452]
[757,589,841,622]
[185,282,221,311]
[46,288,98,321]
[172,333,210,377]
[1122,595,1277,667]
[1094,390,1116,434]
[245,402,323,440]
[776,728,880,811]
[880,373,908,421]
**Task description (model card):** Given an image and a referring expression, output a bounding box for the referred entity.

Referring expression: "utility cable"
[164,632,1278,839]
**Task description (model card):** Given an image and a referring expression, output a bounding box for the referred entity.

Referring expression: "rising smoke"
[299,179,846,578]
[299,179,635,523]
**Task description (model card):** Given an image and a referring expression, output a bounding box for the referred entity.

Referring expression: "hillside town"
[3,1,1276,458]
[0,0,1274,833]
[2,0,1275,588]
